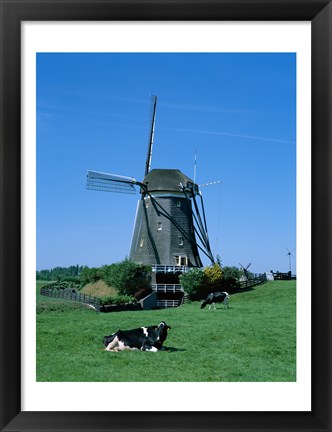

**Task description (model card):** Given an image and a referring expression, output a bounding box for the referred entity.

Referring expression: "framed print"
[1,1,331,431]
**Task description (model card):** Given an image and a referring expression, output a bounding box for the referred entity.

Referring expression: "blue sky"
[36,53,296,274]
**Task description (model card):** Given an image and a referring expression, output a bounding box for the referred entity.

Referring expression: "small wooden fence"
[229,273,267,293]
[272,271,293,280]
[238,273,267,289]
[40,283,101,311]
[40,283,141,313]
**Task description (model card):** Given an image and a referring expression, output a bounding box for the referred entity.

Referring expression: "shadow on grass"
[162,346,186,353]
[100,346,185,353]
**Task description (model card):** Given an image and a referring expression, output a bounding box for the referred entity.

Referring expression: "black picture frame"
[1,1,331,431]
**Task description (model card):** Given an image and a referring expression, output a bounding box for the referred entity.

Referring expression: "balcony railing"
[151,265,189,274]
[156,300,181,308]
[151,284,183,293]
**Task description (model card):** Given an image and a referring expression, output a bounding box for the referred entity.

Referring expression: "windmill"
[239,262,252,281]
[285,247,295,274]
[86,95,215,269]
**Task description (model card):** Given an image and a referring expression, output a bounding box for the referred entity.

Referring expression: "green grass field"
[36,280,296,382]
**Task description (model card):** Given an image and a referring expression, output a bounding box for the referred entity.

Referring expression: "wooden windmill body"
[129,168,203,268]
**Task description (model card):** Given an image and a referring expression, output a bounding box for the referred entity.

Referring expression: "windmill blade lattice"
[86,170,138,194]
[144,95,157,177]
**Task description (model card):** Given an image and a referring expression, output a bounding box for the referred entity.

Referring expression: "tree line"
[36,261,151,297]
[36,260,152,302]
[36,265,84,281]
[37,260,250,300]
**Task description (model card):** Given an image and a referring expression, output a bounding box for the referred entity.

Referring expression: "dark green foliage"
[181,265,243,299]
[180,264,225,300]
[61,276,80,284]
[79,266,101,285]
[51,280,81,290]
[99,259,151,296]
[179,267,205,300]
[99,294,136,306]
[215,254,223,267]
[222,266,241,289]
[222,266,241,281]
[36,265,83,281]
[38,260,151,298]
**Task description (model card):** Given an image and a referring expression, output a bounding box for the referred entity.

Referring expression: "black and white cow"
[201,292,230,310]
[103,321,171,352]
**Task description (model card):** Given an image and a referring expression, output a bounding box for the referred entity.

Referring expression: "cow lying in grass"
[201,292,230,310]
[103,321,171,352]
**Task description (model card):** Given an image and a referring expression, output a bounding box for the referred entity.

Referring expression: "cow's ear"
[167,326,171,330]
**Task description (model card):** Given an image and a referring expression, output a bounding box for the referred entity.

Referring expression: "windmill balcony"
[152,284,184,293]
[148,263,190,308]
[156,300,183,308]
[151,264,189,274]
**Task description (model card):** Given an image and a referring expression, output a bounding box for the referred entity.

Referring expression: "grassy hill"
[36,280,296,382]
[80,279,118,297]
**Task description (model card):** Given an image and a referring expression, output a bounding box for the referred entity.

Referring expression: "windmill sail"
[144,95,157,177]
[239,263,252,280]
[86,170,138,194]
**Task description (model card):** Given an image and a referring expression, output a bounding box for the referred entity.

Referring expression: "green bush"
[180,265,225,300]
[222,266,241,289]
[61,276,80,284]
[179,268,205,300]
[99,294,136,306]
[180,264,242,300]
[99,259,151,296]
[222,266,240,280]
[50,280,80,290]
[79,267,101,286]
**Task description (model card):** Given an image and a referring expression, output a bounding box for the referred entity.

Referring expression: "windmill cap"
[143,169,196,193]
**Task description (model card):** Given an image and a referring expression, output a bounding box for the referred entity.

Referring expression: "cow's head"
[158,321,171,330]
[155,321,171,348]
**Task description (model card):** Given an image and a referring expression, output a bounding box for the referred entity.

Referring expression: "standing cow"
[201,292,230,310]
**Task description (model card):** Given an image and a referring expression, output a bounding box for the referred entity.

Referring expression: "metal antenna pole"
[288,252,292,273]
[285,248,294,273]
[194,149,197,184]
